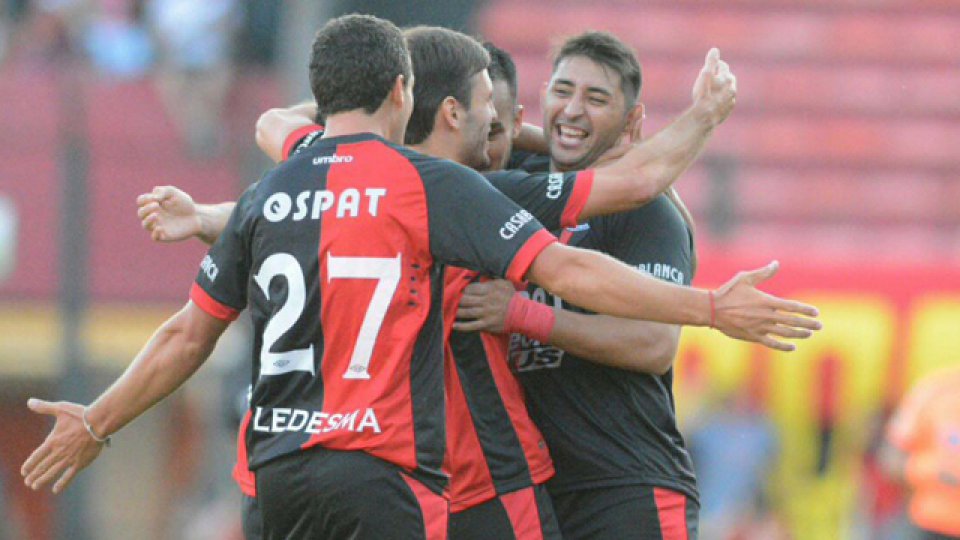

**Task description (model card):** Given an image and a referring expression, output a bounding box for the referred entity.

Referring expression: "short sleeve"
[281,125,325,161]
[190,184,259,321]
[598,195,693,287]
[484,169,595,231]
[421,161,557,282]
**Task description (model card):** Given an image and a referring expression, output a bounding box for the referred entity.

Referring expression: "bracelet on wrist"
[82,408,111,447]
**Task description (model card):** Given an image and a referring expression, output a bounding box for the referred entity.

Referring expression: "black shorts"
[241,493,262,540]
[551,485,699,540]
[256,447,448,540]
[448,484,561,540]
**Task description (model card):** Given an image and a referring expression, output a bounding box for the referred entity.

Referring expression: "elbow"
[254,108,283,158]
[623,336,677,375]
[629,165,666,206]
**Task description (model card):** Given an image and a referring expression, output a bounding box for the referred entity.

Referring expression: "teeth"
[558,125,587,139]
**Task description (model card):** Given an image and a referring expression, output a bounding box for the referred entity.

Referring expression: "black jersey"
[191,132,558,491]
[514,194,700,502]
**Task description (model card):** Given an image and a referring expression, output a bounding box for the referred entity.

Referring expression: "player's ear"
[439,96,461,130]
[626,102,645,141]
[389,74,407,108]
[539,82,548,110]
[510,104,523,140]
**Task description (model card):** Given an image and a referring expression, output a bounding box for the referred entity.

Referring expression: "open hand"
[21,399,104,494]
[712,261,822,351]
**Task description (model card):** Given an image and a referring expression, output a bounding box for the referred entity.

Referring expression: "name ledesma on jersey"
[263,187,387,222]
[252,406,382,435]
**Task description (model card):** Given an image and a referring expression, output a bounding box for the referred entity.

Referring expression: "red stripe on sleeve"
[190,283,240,322]
[505,229,557,283]
[559,169,595,228]
[400,474,449,540]
[281,125,324,161]
[501,487,545,540]
[653,487,689,540]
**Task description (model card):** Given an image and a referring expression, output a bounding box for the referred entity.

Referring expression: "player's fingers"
[765,324,813,340]
[21,441,52,477]
[452,319,487,333]
[142,213,159,231]
[29,458,68,491]
[704,48,719,74]
[27,398,59,417]
[455,306,484,320]
[151,228,166,242]
[759,335,796,353]
[741,260,779,286]
[767,297,820,319]
[152,186,176,201]
[24,448,61,487]
[457,292,486,308]
[771,312,821,330]
[135,192,159,206]
[52,465,78,495]
[137,202,160,221]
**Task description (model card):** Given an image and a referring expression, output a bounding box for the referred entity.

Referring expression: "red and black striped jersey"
[192,131,557,490]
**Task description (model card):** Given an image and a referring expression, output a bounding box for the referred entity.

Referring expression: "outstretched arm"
[526,244,819,351]
[21,302,229,493]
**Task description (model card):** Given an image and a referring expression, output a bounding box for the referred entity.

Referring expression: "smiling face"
[543,55,631,172]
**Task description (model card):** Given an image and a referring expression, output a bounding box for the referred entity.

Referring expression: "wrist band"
[82,408,111,447]
[708,290,716,329]
[503,294,556,343]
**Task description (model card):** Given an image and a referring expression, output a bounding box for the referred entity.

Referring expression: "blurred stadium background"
[0,0,957,538]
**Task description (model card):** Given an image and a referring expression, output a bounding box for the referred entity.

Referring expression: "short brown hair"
[403,26,491,145]
[309,14,413,116]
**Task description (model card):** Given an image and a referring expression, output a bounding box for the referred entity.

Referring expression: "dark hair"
[553,31,642,105]
[403,26,491,145]
[483,41,518,102]
[309,14,412,116]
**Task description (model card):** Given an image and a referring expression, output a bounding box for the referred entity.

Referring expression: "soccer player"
[453,32,776,538]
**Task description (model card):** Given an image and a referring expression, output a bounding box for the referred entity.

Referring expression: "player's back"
[193,131,558,492]
[241,133,447,484]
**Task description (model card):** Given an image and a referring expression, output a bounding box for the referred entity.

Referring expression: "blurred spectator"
[883,366,960,539]
[82,0,152,79]
[146,0,238,157]
[688,391,784,540]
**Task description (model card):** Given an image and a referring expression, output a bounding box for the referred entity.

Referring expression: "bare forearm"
[84,304,225,437]
[530,245,710,326]
[583,106,714,219]
[549,310,679,374]
[197,202,236,244]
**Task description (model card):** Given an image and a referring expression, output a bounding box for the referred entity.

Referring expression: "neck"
[322,109,400,144]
